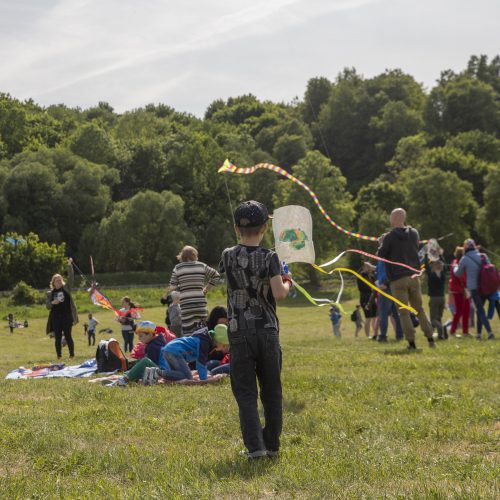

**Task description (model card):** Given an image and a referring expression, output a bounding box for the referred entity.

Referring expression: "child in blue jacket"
[159,325,213,381]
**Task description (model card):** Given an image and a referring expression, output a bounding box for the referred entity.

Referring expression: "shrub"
[9,281,40,306]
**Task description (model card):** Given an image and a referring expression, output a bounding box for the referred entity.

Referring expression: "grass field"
[0,289,498,499]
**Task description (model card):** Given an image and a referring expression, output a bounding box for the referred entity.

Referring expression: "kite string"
[222,174,238,243]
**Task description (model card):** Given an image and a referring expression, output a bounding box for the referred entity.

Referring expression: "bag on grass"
[96,339,128,373]
[350,310,357,322]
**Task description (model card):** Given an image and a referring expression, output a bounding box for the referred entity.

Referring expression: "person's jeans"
[378,289,404,340]
[162,352,193,380]
[122,330,134,352]
[206,360,220,371]
[390,276,433,342]
[229,328,282,454]
[53,316,74,357]
[124,357,158,381]
[332,322,341,337]
[211,363,230,375]
[87,330,96,346]
[429,296,445,338]
[470,289,492,335]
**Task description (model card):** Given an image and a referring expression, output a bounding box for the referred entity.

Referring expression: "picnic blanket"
[5,359,100,380]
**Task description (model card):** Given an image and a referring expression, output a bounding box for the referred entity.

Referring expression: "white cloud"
[0,0,498,114]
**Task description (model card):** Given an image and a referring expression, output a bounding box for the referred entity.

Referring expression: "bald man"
[378,208,435,349]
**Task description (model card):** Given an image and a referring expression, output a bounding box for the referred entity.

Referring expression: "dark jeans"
[162,351,193,380]
[229,328,282,454]
[207,359,231,375]
[378,290,403,340]
[429,296,445,338]
[87,330,96,346]
[122,330,134,352]
[471,289,492,334]
[53,315,74,357]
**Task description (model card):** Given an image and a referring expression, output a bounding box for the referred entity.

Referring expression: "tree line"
[0,54,499,289]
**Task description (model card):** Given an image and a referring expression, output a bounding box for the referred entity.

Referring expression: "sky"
[0,0,498,116]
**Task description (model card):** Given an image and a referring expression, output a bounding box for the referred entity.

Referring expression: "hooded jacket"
[159,326,213,380]
[454,249,489,291]
[378,226,420,282]
[144,333,166,365]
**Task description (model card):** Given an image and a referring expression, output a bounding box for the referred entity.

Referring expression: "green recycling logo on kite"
[279,228,309,250]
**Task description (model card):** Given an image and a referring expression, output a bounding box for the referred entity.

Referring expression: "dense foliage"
[0,55,499,287]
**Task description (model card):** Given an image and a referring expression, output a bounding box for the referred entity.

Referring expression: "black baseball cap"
[234,200,272,227]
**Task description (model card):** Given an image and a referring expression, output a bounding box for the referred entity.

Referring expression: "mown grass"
[0,288,498,499]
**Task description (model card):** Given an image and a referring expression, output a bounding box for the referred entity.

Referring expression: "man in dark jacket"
[378,208,435,349]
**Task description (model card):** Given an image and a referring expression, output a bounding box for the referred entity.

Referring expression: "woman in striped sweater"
[167,246,220,335]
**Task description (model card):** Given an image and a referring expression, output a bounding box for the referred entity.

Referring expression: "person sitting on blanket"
[130,325,176,360]
[206,305,228,366]
[158,324,215,381]
[207,324,230,375]
[110,321,166,386]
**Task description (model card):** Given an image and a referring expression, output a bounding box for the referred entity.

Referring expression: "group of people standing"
[355,209,497,347]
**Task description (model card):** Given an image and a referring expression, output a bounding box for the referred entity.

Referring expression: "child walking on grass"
[219,200,292,459]
[329,305,342,337]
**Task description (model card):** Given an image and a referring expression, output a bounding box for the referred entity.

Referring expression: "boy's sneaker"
[266,450,279,458]
[407,341,417,350]
[106,376,127,387]
[377,336,388,343]
[150,367,160,384]
[428,338,436,348]
[476,334,482,340]
[239,450,267,460]
[142,367,153,386]
[487,333,494,340]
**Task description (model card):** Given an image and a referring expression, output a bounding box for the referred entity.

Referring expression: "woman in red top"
[449,246,470,336]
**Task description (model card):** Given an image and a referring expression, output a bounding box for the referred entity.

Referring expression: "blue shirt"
[159,336,209,380]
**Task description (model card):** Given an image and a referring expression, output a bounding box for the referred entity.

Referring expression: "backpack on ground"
[96,339,128,373]
[350,310,357,322]
[479,255,500,296]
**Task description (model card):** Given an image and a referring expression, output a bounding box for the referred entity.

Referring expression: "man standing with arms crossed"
[378,208,435,349]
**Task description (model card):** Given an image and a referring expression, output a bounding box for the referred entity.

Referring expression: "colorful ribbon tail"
[291,280,333,307]
[312,264,417,315]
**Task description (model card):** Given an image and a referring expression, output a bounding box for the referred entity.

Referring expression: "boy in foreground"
[219,200,292,459]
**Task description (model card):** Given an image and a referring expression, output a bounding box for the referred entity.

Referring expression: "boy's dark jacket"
[145,334,166,365]
[378,226,420,282]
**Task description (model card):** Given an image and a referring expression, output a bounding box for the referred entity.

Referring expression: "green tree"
[94,190,192,272]
[425,75,499,137]
[0,94,63,157]
[318,69,425,189]
[354,179,405,216]
[465,54,500,94]
[446,131,500,164]
[0,232,66,289]
[272,134,307,169]
[70,122,117,165]
[476,166,500,250]
[2,161,61,242]
[302,77,332,124]
[396,168,477,250]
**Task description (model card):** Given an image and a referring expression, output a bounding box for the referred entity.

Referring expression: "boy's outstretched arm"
[270,275,292,301]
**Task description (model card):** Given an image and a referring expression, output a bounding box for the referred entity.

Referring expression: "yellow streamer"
[311,265,418,315]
